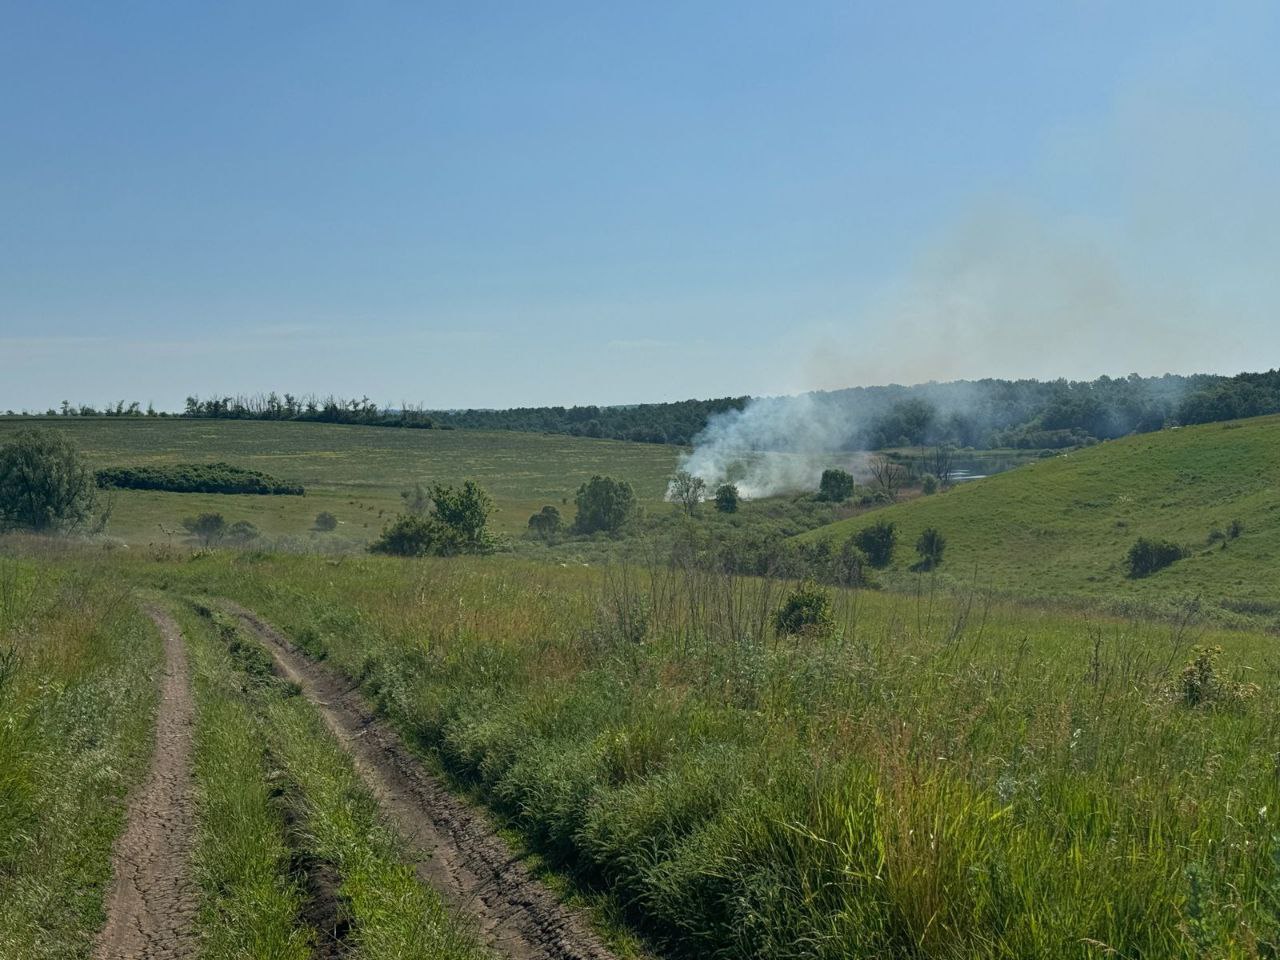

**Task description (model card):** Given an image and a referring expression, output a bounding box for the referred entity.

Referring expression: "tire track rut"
[93,605,198,960]
[222,601,620,960]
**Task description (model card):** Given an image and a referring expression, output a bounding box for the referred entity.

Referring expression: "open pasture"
[0,418,681,543]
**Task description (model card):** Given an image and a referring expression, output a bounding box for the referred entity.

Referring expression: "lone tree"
[669,470,706,516]
[714,482,740,513]
[914,527,946,571]
[0,429,97,532]
[818,468,854,502]
[528,505,562,540]
[572,475,636,534]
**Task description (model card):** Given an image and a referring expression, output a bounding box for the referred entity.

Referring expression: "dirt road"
[93,606,199,960]
[225,601,620,960]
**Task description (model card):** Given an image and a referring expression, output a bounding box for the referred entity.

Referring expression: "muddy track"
[93,606,199,960]
[221,601,620,960]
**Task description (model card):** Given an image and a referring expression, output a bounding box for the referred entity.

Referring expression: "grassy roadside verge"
[0,550,160,959]
[136,550,1280,959]
[182,600,487,960]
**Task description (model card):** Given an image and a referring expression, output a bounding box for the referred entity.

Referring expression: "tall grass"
[139,550,1280,956]
[187,602,488,960]
[0,547,160,959]
[180,603,313,960]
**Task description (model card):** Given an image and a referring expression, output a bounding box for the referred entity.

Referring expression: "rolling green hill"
[0,418,680,544]
[802,414,1280,623]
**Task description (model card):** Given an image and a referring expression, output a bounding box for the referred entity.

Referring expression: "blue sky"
[2,1,1277,410]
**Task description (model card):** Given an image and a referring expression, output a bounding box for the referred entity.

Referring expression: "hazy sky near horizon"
[2,2,1278,411]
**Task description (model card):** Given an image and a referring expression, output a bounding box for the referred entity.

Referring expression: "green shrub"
[773,582,835,637]
[95,462,303,495]
[817,468,854,502]
[182,512,227,546]
[914,527,945,571]
[1125,537,1185,578]
[572,476,637,534]
[714,483,740,513]
[314,511,338,532]
[921,473,939,495]
[370,480,493,556]
[0,429,97,532]
[370,515,460,557]
[528,505,563,540]
[853,520,897,568]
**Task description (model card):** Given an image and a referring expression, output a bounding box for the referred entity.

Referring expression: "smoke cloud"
[675,28,1280,500]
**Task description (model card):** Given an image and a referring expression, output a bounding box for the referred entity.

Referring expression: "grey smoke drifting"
[676,36,1280,500]
[675,393,873,499]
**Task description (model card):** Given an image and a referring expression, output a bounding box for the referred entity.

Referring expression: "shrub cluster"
[96,462,304,496]
[1125,537,1186,578]
[370,481,494,557]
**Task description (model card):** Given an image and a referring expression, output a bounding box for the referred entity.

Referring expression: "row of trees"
[22,370,1280,451]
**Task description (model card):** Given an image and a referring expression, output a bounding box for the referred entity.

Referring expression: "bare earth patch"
[93,606,198,960]
[224,601,620,960]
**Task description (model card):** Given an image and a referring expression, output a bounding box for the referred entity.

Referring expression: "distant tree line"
[432,397,751,445]
[20,369,1280,450]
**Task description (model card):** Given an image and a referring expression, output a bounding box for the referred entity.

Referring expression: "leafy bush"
[96,462,303,495]
[1228,518,1244,539]
[0,429,97,532]
[853,520,897,568]
[429,481,493,547]
[914,527,946,571]
[773,582,835,637]
[371,480,494,556]
[369,515,451,557]
[314,511,338,532]
[1125,537,1185,578]
[572,476,637,534]
[714,483,740,513]
[921,473,939,495]
[182,512,227,546]
[528,505,562,540]
[817,468,854,502]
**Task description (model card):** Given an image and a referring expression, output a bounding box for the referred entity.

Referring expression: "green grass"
[0,545,160,959]
[800,415,1280,623]
[0,417,680,544]
[122,548,1280,959]
[183,599,487,960]
[178,601,313,960]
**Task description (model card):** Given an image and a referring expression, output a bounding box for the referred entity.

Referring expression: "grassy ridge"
[0,417,679,543]
[0,547,160,959]
[134,550,1280,958]
[802,415,1280,622]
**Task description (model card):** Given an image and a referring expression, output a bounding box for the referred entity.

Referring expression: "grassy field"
[0,549,159,958]
[802,415,1280,624]
[0,418,680,544]
[100,547,1278,959]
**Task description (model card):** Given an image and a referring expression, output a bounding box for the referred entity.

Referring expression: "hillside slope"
[802,415,1280,623]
